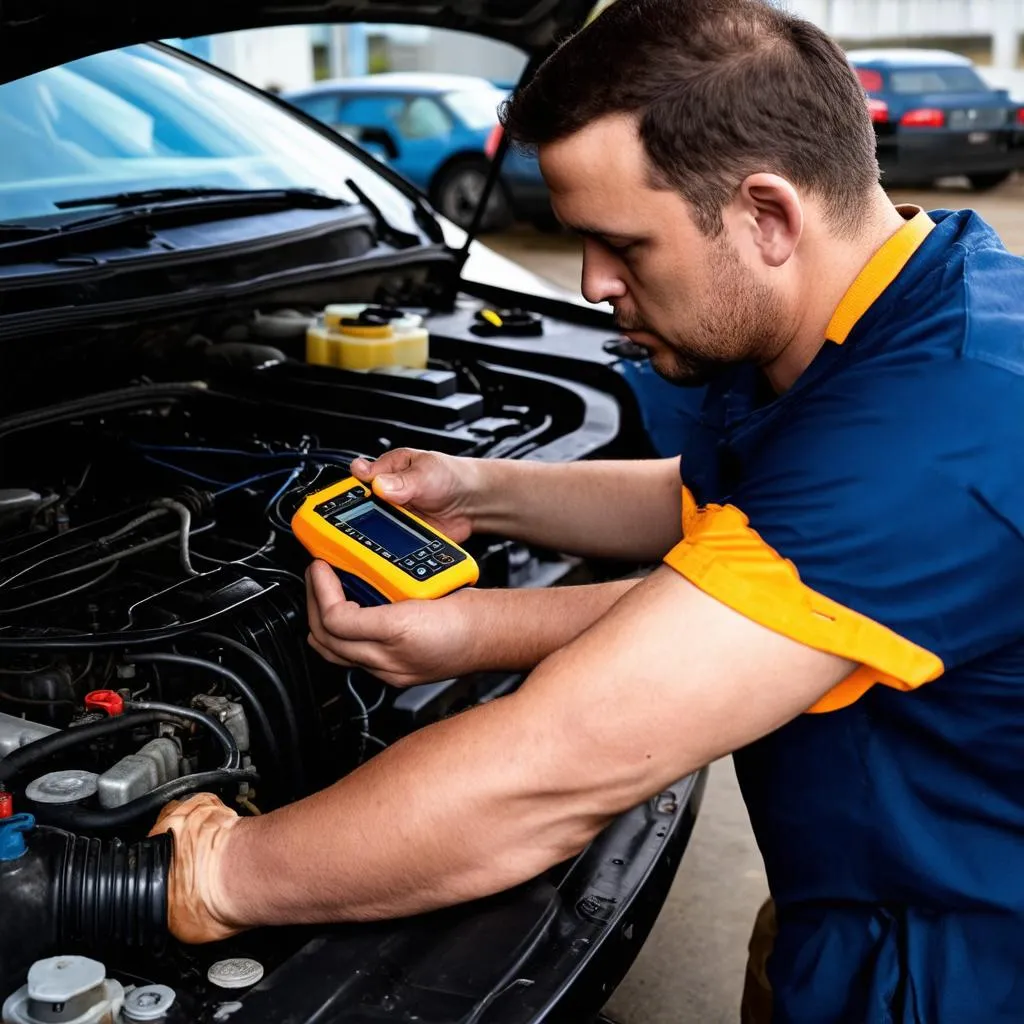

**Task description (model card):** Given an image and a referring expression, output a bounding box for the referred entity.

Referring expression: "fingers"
[307,631,352,666]
[351,448,415,485]
[309,562,386,643]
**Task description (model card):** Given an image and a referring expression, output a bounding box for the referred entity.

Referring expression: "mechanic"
[151,0,1024,1020]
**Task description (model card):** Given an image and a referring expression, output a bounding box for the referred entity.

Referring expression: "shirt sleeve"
[663,360,1024,712]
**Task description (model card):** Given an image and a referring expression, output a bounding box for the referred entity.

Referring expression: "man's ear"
[731,173,804,268]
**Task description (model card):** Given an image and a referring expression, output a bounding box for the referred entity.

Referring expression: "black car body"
[0,4,704,1022]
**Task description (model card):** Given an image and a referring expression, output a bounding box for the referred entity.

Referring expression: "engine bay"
[0,290,659,1022]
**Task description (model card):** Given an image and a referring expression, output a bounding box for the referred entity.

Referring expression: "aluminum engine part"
[25,771,99,806]
[192,696,249,753]
[96,738,180,810]
[0,713,58,760]
[2,955,124,1024]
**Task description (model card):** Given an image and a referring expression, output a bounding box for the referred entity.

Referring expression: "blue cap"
[0,813,35,861]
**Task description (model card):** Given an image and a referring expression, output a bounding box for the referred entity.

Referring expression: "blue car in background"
[849,48,1024,190]
[284,72,550,230]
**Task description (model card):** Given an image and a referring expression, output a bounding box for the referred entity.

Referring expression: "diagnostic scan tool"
[292,476,478,605]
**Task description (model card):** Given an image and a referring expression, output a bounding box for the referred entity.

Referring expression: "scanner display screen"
[336,503,423,557]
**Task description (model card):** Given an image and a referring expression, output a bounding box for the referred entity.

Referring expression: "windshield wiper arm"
[55,186,347,211]
[0,188,352,257]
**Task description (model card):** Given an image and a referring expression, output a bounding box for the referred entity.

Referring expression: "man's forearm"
[468,457,682,560]
[454,576,642,674]
[211,690,612,928]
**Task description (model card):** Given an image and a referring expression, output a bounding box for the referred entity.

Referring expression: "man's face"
[539,116,790,386]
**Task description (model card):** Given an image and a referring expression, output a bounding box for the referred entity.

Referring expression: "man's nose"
[581,242,627,306]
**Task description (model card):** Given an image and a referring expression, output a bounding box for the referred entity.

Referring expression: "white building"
[177,2,1024,94]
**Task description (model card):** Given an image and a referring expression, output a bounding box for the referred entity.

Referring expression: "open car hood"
[0,0,598,85]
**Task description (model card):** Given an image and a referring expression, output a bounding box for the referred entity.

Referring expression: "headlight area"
[0,294,684,1023]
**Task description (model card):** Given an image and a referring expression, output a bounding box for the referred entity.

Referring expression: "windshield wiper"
[0,188,351,257]
[54,186,347,211]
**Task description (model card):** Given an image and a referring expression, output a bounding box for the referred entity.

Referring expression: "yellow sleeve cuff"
[664,491,943,713]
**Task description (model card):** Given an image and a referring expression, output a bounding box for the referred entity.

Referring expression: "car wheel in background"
[968,171,1013,192]
[432,158,513,231]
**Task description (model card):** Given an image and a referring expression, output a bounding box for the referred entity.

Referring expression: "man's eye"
[606,240,637,256]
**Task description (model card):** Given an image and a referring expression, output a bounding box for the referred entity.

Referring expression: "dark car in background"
[849,48,1024,190]
[284,72,550,231]
[0,2,703,1023]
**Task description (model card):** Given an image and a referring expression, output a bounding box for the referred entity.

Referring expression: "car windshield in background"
[888,66,989,94]
[442,88,505,130]
[0,45,381,223]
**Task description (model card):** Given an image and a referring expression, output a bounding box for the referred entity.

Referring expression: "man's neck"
[763,195,911,393]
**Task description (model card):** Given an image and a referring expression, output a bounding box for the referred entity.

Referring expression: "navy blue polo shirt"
[662,207,1024,1022]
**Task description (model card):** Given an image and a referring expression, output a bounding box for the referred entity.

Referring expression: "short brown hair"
[500,0,879,235]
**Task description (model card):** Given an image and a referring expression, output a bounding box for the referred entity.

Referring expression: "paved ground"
[480,177,1024,1023]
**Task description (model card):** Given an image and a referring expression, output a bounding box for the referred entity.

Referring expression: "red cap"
[0,790,12,820]
[84,689,125,717]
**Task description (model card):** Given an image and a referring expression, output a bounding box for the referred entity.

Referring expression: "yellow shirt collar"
[825,205,935,345]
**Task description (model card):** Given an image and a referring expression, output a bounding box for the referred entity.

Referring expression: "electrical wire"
[126,656,278,779]
[215,468,295,497]
[0,507,172,592]
[149,498,199,577]
[134,443,361,464]
[483,414,554,460]
[191,530,276,568]
[0,383,200,441]
[0,690,76,708]
[105,507,168,542]
[0,561,120,616]
[8,522,215,591]
[346,671,387,763]
[0,505,154,566]
[0,582,278,649]
[347,669,369,763]
[196,632,305,793]
[143,455,228,488]
[69,652,95,687]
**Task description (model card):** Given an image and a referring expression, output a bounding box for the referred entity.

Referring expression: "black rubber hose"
[128,655,280,780]
[0,383,203,440]
[125,699,241,770]
[0,706,238,785]
[197,632,305,793]
[0,825,172,985]
[29,768,259,831]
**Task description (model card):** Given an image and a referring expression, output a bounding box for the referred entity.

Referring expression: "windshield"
[0,45,409,223]
[888,66,989,94]
[442,88,505,131]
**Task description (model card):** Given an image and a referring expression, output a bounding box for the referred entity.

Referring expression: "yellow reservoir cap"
[323,303,369,328]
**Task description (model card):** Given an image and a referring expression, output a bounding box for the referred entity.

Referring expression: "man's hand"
[354,448,684,561]
[148,793,248,944]
[305,559,643,684]
[352,450,481,543]
[306,560,479,686]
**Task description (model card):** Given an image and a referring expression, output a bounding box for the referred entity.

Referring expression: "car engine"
[0,293,653,1022]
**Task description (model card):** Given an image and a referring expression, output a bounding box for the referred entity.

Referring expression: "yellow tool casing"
[291,476,478,603]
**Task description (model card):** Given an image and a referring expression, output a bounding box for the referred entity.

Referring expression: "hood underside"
[0,0,596,84]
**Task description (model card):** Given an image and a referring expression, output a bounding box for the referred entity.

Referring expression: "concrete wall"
[205,26,315,93]
[783,0,1024,67]
[410,29,527,83]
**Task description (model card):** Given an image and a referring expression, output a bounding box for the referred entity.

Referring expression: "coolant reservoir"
[391,313,429,370]
[310,306,429,370]
[2,955,123,1024]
